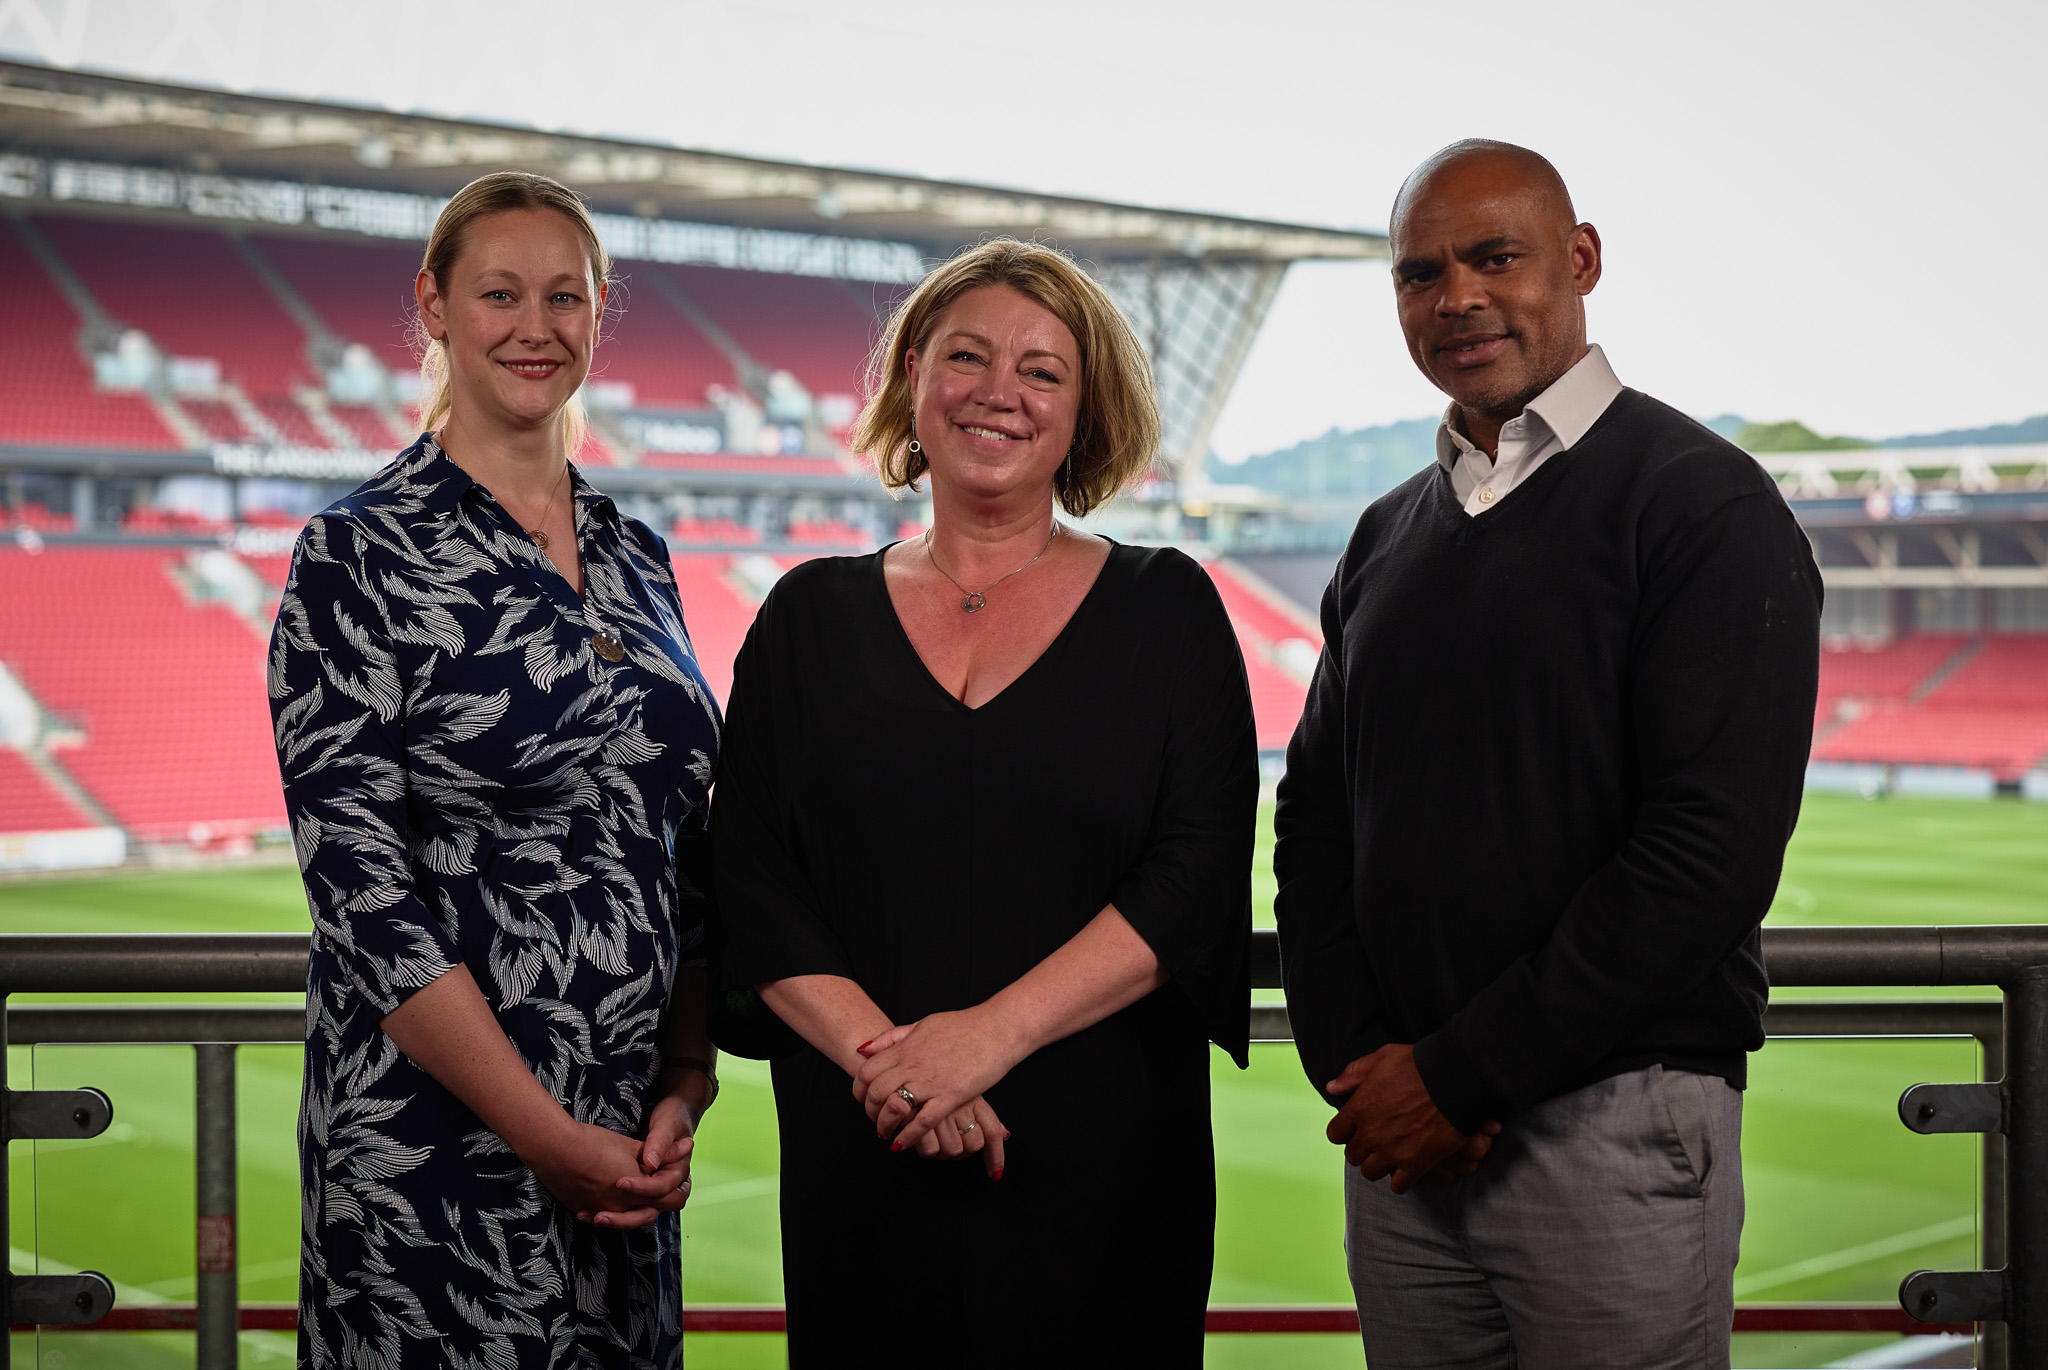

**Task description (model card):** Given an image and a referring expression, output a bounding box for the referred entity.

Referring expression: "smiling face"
[416,207,605,436]
[904,284,1083,507]
[1390,150,1601,424]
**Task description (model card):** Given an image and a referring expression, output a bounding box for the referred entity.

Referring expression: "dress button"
[1477,488,1496,505]
[591,630,625,663]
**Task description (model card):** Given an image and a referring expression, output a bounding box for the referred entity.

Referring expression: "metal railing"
[0,928,2041,1366]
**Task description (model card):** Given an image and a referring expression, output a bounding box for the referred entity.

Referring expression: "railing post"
[195,1044,237,1370]
[1987,1019,2011,1370]
[2007,971,2048,1369]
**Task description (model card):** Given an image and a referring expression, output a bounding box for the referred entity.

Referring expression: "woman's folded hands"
[854,1009,1015,1178]
[519,1093,697,1229]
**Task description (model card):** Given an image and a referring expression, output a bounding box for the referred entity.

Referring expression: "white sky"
[4,0,2044,458]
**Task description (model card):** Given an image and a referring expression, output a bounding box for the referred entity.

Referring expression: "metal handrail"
[1,929,2042,1367]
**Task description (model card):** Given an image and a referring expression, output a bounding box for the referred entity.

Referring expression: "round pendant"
[529,528,550,550]
[591,631,625,663]
[962,593,986,614]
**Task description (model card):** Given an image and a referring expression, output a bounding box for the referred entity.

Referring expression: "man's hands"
[1326,1043,1500,1194]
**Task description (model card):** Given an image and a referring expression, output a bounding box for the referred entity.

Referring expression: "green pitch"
[0,791,2043,1368]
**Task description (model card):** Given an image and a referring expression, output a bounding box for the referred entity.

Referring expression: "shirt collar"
[409,434,617,526]
[1435,344,1623,469]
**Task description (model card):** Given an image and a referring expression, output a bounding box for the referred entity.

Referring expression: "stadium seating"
[1814,706,2048,781]
[251,233,423,375]
[0,749,99,834]
[328,402,408,450]
[1206,560,1320,751]
[598,267,736,410]
[1814,634,1972,725]
[1813,634,2048,779]
[0,547,283,842]
[40,215,315,402]
[670,517,761,546]
[1925,636,2048,712]
[0,503,78,533]
[666,265,880,402]
[181,398,252,443]
[0,217,180,451]
[668,552,779,703]
[785,519,869,548]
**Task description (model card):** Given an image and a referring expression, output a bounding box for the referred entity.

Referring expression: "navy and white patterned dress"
[269,437,720,1370]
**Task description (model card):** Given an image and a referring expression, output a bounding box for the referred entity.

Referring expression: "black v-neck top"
[712,541,1257,1060]
[1274,389,1822,1132]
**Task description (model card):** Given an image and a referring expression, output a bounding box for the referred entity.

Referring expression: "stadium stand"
[1814,634,1972,725]
[0,215,180,450]
[328,401,408,449]
[666,265,880,402]
[0,749,98,834]
[252,232,423,375]
[180,398,251,443]
[1928,636,2048,712]
[0,503,77,533]
[668,553,778,703]
[599,268,737,410]
[0,547,283,843]
[1206,559,1319,751]
[671,517,761,546]
[40,215,316,403]
[1813,634,2048,779]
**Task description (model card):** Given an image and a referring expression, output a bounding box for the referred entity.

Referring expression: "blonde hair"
[851,238,1159,518]
[413,171,610,455]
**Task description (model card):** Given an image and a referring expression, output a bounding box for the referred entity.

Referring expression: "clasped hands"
[1326,1043,1501,1194]
[853,1006,1012,1179]
[525,1086,699,1229]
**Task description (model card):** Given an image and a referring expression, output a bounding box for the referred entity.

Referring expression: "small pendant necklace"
[521,464,571,551]
[925,520,1059,614]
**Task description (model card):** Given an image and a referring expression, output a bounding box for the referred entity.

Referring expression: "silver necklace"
[924,521,1059,614]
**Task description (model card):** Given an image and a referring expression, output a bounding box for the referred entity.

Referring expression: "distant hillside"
[1215,410,2048,497]
[1883,414,2048,448]
[1208,418,1438,501]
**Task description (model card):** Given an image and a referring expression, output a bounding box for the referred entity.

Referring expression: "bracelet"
[661,1055,720,1106]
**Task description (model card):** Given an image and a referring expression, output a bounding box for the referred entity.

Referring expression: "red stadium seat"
[0,547,284,841]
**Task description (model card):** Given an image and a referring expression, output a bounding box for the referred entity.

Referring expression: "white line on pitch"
[1734,1215,1979,1297]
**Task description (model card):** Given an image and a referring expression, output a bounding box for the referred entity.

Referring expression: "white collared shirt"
[1437,344,1624,516]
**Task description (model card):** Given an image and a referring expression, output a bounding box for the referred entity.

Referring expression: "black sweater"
[1273,389,1821,1133]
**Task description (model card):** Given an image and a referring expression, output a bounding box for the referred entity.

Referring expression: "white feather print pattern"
[271,437,719,1369]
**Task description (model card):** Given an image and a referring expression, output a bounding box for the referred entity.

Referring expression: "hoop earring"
[907,435,923,457]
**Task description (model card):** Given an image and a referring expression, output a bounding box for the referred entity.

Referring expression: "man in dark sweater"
[1274,140,1820,1368]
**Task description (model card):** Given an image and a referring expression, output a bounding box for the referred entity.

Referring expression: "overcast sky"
[4,0,2044,458]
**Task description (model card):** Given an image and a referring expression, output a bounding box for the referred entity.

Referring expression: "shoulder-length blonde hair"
[851,238,1159,519]
[413,171,611,455]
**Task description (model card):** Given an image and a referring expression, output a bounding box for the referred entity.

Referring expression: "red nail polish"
[889,1140,904,1153]
[857,1039,875,1052]
[992,1168,1003,1181]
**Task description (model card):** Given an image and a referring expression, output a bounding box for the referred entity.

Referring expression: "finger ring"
[896,1085,918,1110]
[960,1122,978,1134]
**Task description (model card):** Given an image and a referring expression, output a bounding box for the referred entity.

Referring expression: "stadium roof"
[0,60,1387,267]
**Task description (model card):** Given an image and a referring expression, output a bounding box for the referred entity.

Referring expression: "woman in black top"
[712,238,1256,1363]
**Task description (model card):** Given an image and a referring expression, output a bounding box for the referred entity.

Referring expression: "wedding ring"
[896,1085,918,1110]
[960,1122,978,1135]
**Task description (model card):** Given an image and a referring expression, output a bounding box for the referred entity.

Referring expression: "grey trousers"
[1344,1065,1744,1370]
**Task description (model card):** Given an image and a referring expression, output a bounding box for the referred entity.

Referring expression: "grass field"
[0,790,2043,1368]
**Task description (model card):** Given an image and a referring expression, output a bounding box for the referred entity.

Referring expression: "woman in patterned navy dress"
[270,172,720,1369]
